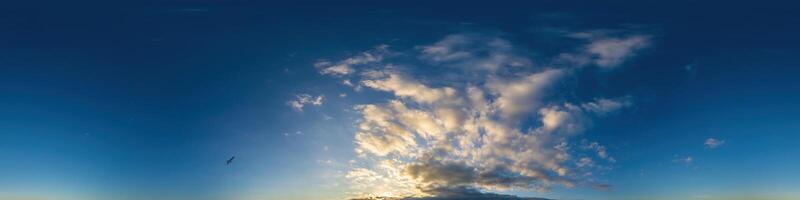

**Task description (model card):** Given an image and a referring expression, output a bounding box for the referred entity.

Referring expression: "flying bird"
[226,156,235,165]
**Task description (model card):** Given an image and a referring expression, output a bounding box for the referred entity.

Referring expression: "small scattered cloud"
[582,141,608,158]
[581,140,617,163]
[283,130,304,137]
[577,157,594,167]
[318,61,356,76]
[705,138,725,149]
[287,94,324,111]
[673,155,693,164]
[343,79,355,86]
[318,159,337,166]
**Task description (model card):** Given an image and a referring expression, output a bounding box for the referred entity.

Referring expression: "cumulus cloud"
[704,138,725,149]
[287,94,324,111]
[317,31,648,199]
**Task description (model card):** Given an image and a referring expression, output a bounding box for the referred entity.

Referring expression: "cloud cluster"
[318,31,650,198]
[287,93,324,111]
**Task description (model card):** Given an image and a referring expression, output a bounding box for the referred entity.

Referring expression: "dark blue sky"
[1,1,799,200]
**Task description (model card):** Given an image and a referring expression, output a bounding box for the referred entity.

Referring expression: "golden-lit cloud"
[317,32,650,199]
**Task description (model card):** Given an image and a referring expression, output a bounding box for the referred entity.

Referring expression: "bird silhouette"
[226,156,235,165]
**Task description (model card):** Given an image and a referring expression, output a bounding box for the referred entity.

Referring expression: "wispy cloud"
[317,30,650,199]
[582,140,617,163]
[673,155,694,164]
[586,36,650,68]
[417,33,532,72]
[287,94,324,111]
[556,29,652,69]
[705,138,725,149]
[283,130,304,137]
[316,45,391,76]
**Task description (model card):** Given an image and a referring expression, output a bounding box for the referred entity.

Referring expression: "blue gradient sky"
[1,1,799,200]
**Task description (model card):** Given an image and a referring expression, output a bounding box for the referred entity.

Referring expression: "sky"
[1,1,799,200]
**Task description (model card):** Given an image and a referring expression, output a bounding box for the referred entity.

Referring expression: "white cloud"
[287,94,324,111]
[580,97,632,115]
[705,138,725,149]
[315,32,648,198]
[353,104,418,157]
[361,72,461,105]
[320,63,356,75]
[343,79,354,86]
